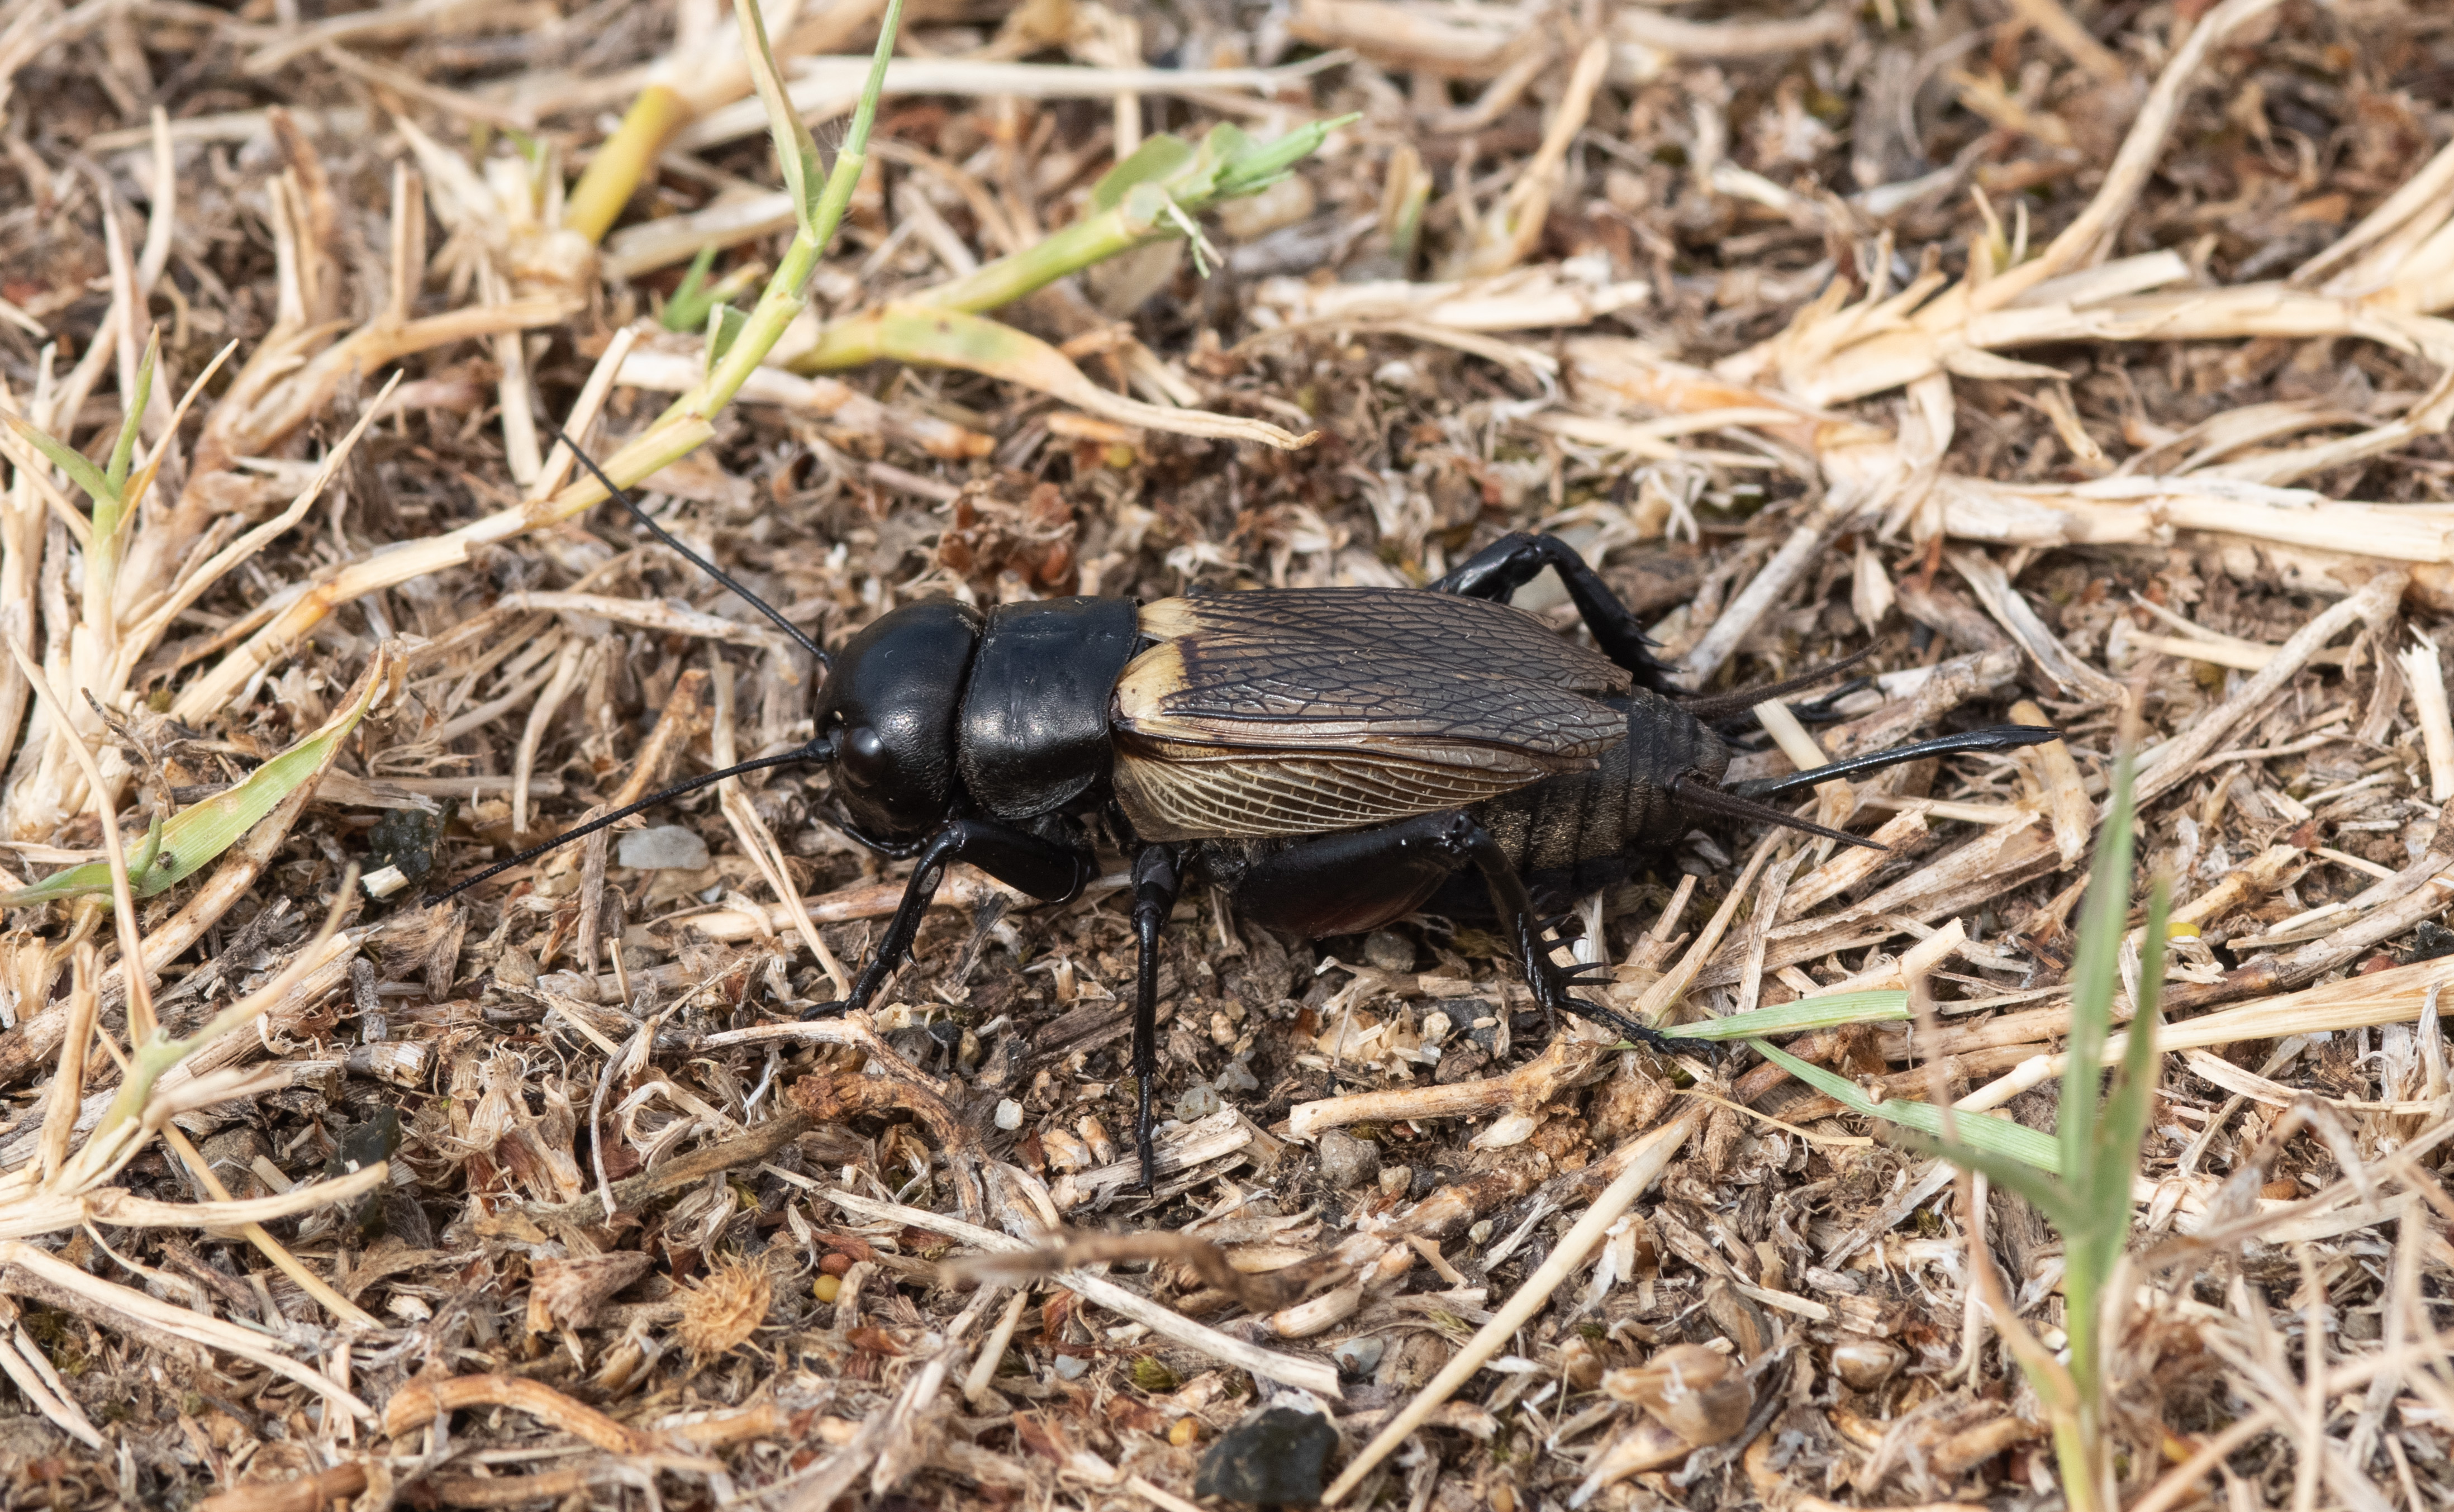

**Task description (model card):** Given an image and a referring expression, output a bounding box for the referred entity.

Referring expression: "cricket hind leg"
[1432,813,1713,1052]
[1233,811,1701,1054]
[1429,531,1682,694]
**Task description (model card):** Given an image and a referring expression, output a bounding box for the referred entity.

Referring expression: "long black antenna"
[426,741,829,904]
[550,420,831,669]
[1727,725,2062,800]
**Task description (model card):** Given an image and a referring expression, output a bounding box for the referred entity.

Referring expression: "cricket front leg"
[805,819,1091,1019]
[1129,844,1181,1192]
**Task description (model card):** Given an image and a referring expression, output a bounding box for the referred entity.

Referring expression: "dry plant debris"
[1,1,2453,1510]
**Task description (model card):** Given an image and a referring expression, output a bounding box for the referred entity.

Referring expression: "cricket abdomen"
[1461,692,1729,901]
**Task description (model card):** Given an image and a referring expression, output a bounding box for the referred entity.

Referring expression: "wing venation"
[1112,588,1633,840]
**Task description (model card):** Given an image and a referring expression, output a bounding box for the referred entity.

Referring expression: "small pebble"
[1177,1083,1223,1120]
[995,1099,1024,1131]
[1467,1219,1495,1245]
[493,945,540,989]
[1434,1043,1490,1084]
[1053,1354,1090,1381]
[1830,1338,1905,1390]
[1377,1164,1411,1197]
[1333,1335,1384,1377]
[1215,1057,1260,1095]
[1316,1129,1381,1190]
[1362,928,1416,972]
[617,824,710,870]
[1194,1405,1340,1506]
[1214,173,1316,240]
[1419,1010,1453,1048]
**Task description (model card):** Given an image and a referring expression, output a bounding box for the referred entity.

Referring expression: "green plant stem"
[2052,1416,2103,1512]
[645,0,905,435]
[790,196,1171,372]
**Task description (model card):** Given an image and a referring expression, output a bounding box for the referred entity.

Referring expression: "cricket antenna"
[1725,725,2062,800]
[550,421,831,671]
[425,738,834,904]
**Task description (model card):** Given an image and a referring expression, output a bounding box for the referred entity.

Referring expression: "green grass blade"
[1,674,383,904]
[2090,876,2168,1224]
[1652,989,1910,1041]
[703,302,751,373]
[2062,750,2139,1179]
[1749,1038,2063,1172]
[799,0,908,273]
[1090,133,1197,207]
[1894,1128,2085,1230]
[3,412,115,512]
[662,245,720,332]
[1202,116,1360,199]
[733,0,825,239]
[103,330,158,496]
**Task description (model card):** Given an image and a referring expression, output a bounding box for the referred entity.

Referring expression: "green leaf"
[3,412,115,512]
[2,674,384,905]
[663,245,721,333]
[125,813,164,881]
[104,330,158,497]
[1893,1128,2085,1230]
[2061,750,2138,1179]
[1091,133,1198,210]
[1749,1036,2063,1172]
[2090,874,2168,1225]
[1654,989,1911,1041]
[1210,115,1358,199]
[703,301,752,374]
[735,0,827,236]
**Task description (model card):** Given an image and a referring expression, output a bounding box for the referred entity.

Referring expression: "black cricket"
[439,431,2058,1188]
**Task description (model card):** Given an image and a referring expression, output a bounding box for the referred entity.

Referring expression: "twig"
[1321,1107,1706,1502]
[815,1185,1342,1396]
[2400,631,2454,801]
[1287,1034,1609,1138]
[383,1373,673,1457]
[525,1108,812,1225]
[197,1462,369,1512]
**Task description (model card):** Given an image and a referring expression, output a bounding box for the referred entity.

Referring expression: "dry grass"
[1,1,2452,1509]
